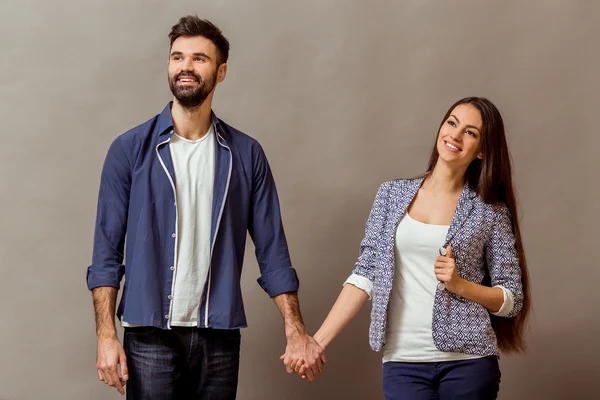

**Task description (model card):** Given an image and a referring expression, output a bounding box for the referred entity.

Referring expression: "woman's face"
[436,103,484,168]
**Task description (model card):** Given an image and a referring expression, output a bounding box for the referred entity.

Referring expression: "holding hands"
[277,247,465,382]
[280,334,326,382]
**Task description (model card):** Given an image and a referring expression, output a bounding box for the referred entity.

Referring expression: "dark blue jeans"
[383,356,501,400]
[123,326,241,400]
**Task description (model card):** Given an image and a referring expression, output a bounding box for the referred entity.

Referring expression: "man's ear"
[217,63,227,83]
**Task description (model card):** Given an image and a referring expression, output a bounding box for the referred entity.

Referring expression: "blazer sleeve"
[349,182,391,285]
[485,202,524,318]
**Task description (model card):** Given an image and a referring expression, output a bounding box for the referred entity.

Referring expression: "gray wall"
[1,1,598,399]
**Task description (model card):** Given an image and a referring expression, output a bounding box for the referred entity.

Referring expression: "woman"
[299,97,530,399]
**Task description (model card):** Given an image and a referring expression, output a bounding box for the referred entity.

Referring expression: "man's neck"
[170,99,213,140]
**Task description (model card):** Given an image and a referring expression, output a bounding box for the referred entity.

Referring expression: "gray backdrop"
[1,0,598,399]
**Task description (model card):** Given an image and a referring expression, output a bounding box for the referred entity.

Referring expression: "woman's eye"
[447,120,456,127]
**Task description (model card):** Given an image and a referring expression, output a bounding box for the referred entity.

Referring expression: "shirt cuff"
[491,285,514,317]
[257,267,300,298]
[344,273,373,300]
[86,266,123,290]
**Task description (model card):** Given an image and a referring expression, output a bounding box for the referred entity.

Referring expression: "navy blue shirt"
[86,103,299,329]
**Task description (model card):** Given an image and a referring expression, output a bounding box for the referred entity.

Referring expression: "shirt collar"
[157,101,223,136]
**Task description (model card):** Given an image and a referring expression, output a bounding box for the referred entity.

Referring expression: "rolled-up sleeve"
[345,182,390,299]
[485,203,524,318]
[490,285,515,317]
[344,273,374,299]
[86,136,131,290]
[249,142,299,297]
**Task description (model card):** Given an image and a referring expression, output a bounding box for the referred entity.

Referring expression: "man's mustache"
[173,72,202,83]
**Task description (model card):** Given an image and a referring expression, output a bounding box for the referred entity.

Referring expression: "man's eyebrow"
[169,51,212,60]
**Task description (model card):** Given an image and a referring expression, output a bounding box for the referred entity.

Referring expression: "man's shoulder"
[118,113,161,142]
[215,117,271,163]
[107,111,163,157]
[216,117,259,146]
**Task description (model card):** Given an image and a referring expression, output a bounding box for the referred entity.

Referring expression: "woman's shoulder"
[371,179,414,201]
[378,175,426,192]
[471,194,512,222]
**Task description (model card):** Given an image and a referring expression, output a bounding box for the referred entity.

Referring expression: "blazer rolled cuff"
[344,273,373,300]
[490,285,515,317]
[257,267,300,298]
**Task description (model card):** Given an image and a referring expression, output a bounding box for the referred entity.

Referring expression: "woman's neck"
[424,161,466,194]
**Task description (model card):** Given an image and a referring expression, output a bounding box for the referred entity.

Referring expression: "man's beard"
[168,70,217,109]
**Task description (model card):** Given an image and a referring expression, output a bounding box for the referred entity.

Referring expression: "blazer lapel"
[444,183,477,247]
[387,177,424,238]
[378,178,425,289]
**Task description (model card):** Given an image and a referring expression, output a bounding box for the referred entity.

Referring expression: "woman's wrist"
[446,277,468,296]
[313,329,329,350]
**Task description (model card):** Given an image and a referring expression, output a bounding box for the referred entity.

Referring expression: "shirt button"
[170,266,175,271]
[174,202,177,207]
[168,295,173,300]
[165,315,169,319]
[172,233,176,238]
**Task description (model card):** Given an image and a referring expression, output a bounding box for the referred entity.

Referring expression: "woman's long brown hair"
[425,97,531,353]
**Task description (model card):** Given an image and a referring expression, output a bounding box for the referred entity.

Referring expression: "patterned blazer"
[352,177,524,356]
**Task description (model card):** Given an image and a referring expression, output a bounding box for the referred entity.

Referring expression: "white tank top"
[382,212,483,363]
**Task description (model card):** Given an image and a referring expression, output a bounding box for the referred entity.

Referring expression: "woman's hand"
[434,246,466,294]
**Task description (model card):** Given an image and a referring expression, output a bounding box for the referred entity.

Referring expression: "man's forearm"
[92,286,119,339]
[273,292,307,339]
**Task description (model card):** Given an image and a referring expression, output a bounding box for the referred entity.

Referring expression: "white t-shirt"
[168,126,215,326]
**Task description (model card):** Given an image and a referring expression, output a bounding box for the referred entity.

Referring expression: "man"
[87,15,324,399]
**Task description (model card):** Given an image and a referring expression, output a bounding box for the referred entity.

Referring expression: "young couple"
[86,15,530,400]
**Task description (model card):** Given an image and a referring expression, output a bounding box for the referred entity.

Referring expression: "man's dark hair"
[169,15,230,65]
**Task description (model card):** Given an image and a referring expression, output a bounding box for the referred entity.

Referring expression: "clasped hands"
[279,334,327,382]
[278,247,462,382]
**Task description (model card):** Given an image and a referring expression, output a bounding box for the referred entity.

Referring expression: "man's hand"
[96,336,128,395]
[92,287,127,394]
[280,334,326,382]
[272,292,326,381]
[296,335,327,381]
